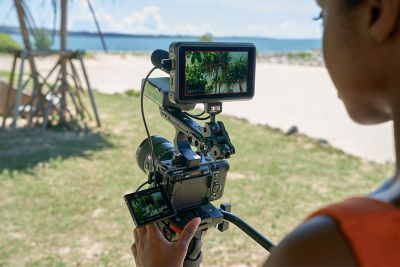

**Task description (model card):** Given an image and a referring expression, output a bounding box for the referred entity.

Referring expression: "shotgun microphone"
[151,49,170,69]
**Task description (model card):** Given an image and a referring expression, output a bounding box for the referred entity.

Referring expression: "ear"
[369,0,400,42]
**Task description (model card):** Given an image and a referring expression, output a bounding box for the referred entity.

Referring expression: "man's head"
[317,0,400,124]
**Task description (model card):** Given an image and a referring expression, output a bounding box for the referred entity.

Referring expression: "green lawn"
[0,92,393,267]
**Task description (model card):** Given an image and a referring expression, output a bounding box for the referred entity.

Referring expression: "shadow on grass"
[0,128,113,174]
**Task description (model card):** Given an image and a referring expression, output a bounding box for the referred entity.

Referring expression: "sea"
[9,33,322,52]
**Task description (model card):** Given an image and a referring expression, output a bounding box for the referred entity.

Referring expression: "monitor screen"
[130,191,168,220]
[184,51,249,96]
[125,186,176,227]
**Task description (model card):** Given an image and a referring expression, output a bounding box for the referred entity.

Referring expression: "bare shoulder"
[263,215,357,267]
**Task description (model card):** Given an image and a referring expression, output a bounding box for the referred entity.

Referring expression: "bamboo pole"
[60,0,68,123]
[14,0,37,71]
[78,55,101,127]
[1,54,18,129]
[11,53,26,129]
[14,0,42,125]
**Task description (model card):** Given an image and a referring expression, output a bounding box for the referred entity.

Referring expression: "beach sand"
[0,53,394,163]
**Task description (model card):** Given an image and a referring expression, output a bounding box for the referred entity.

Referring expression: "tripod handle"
[183,232,204,267]
[220,210,276,252]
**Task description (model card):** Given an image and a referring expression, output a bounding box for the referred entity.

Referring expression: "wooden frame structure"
[0,0,101,130]
[0,50,101,129]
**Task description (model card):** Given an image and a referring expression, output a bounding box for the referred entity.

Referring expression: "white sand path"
[0,54,394,163]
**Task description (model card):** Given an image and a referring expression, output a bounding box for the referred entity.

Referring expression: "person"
[131,0,400,266]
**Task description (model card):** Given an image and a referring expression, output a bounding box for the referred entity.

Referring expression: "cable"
[135,180,149,192]
[190,105,206,117]
[140,66,159,185]
[183,104,210,120]
[184,113,211,121]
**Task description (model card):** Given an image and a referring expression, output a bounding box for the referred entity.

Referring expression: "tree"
[198,33,213,42]
[201,52,231,93]
[226,57,248,92]
[185,53,208,95]
[186,51,238,95]
[34,28,53,50]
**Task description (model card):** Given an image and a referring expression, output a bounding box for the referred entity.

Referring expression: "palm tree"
[221,57,248,93]
[201,52,231,94]
[231,57,248,92]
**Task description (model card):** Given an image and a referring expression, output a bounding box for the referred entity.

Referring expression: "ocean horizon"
[8,33,322,53]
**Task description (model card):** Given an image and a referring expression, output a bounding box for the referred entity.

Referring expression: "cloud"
[67,1,321,38]
[7,0,321,38]
[212,21,322,39]
[69,4,213,36]
[173,0,318,14]
[96,6,166,34]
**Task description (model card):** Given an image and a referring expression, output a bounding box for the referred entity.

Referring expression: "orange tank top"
[308,197,400,267]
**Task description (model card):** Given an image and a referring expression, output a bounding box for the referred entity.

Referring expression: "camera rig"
[125,43,275,267]
[143,77,274,266]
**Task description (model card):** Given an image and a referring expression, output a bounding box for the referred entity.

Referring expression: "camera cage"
[143,77,235,168]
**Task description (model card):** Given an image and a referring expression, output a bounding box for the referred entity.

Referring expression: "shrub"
[198,33,213,42]
[287,51,313,60]
[34,28,52,50]
[0,33,21,53]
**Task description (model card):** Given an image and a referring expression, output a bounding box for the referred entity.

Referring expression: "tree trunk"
[215,68,219,94]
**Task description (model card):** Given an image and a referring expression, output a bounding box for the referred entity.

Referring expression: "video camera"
[124,42,271,266]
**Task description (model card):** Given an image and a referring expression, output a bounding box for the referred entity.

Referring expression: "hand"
[132,218,201,267]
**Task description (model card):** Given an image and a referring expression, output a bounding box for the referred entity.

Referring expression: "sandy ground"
[0,53,394,163]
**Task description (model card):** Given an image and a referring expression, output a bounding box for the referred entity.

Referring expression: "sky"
[0,0,323,39]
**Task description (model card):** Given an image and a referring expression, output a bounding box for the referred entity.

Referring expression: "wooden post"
[1,54,18,129]
[14,1,36,68]
[12,53,26,129]
[60,0,68,123]
[14,0,42,126]
[78,55,101,127]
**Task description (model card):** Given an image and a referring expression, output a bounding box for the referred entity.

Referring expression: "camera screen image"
[130,191,170,223]
[184,51,249,96]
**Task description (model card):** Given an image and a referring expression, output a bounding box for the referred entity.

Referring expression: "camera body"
[136,136,229,211]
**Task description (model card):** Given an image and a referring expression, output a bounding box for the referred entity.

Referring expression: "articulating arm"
[219,204,276,252]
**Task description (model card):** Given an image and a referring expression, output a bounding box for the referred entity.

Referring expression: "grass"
[0,70,35,92]
[287,51,313,60]
[0,70,11,80]
[0,92,393,266]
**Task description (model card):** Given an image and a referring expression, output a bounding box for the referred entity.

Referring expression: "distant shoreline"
[1,25,322,54]
[0,25,318,41]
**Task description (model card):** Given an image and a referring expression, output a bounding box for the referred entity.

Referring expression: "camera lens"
[136,135,175,173]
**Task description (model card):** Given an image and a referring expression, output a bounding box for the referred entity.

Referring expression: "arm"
[264,215,357,267]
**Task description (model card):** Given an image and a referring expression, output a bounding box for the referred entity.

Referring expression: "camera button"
[212,184,221,193]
